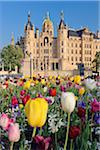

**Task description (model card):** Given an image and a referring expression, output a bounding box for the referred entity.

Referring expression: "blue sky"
[0,1,99,49]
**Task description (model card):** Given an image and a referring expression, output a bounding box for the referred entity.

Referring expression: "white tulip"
[84,78,97,90]
[61,92,76,113]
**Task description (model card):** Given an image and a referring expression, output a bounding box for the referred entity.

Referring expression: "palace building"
[17,12,100,76]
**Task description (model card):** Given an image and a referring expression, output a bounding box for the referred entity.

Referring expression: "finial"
[46,11,50,19]
[60,10,64,20]
[28,11,31,22]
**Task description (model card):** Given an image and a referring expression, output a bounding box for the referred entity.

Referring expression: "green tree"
[1,45,24,72]
[92,51,100,72]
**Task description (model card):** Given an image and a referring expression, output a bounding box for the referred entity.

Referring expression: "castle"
[17,12,100,76]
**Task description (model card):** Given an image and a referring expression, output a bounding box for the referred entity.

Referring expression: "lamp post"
[30,52,32,78]
[26,51,33,78]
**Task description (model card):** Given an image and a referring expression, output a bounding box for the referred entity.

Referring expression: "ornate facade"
[17,12,100,75]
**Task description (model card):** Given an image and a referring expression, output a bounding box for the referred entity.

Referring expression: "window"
[62,41,63,46]
[80,57,82,61]
[80,50,81,54]
[71,49,73,54]
[68,57,69,61]
[41,43,42,46]
[62,48,63,53]
[37,43,39,47]
[71,57,73,61]
[44,37,49,46]
[75,43,77,47]
[50,42,52,46]
[50,31,52,35]
[76,57,77,61]
[71,43,73,47]
[76,50,77,54]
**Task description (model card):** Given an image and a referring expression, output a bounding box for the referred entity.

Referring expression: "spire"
[28,11,31,22]
[46,11,50,19]
[60,10,64,21]
[11,32,14,46]
[59,10,66,29]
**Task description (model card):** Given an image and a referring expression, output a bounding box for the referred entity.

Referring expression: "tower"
[24,12,35,57]
[57,11,68,70]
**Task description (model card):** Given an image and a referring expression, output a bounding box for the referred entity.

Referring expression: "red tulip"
[12,96,18,106]
[33,135,51,150]
[22,94,30,105]
[77,107,86,118]
[20,90,26,96]
[49,88,56,97]
[69,126,80,139]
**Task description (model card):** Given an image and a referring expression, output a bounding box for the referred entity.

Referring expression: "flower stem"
[32,127,36,138]
[70,139,73,150]
[30,127,37,150]
[39,127,42,135]
[10,142,14,150]
[55,132,57,150]
[64,113,70,150]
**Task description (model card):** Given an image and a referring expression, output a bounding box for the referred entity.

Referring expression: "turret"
[11,32,15,46]
[24,11,34,38]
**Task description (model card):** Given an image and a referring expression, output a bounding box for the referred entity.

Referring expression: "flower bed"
[0,75,100,150]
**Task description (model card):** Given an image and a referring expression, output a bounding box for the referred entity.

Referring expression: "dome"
[42,12,53,32]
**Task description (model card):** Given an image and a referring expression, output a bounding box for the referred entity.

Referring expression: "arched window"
[44,37,49,46]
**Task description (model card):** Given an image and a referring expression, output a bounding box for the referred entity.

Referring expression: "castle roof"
[25,12,33,30]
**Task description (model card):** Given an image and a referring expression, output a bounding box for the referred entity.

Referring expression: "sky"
[0,1,99,49]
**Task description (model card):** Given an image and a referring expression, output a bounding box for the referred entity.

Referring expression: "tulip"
[49,88,56,97]
[77,107,86,119]
[8,123,20,142]
[74,75,81,84]
[23,80,31,89]
[41,79,46,85]
[25,98,48,128]
[61,92,76,113]
[20,90,26,96]
[79,87,85,95]
[0,113,11,130]
[84,78,97,90]
[22,94,30,105]
[69,126,80,139]
[61,92,76,150]
[11,96,18,106]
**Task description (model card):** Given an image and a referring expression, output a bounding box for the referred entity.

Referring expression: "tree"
[92,51,100,72]
[1,45,24,72]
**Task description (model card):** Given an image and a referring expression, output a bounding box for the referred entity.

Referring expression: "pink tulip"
[0,113,11,130]
[8,123,20,142]
[91,99,100,113]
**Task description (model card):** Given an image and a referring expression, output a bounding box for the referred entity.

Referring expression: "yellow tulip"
[25,98,48,127]
[35,80,39,84]
[69,77,74,81]
[19,104,24,109]
[79,87,85,95]
[58,76,60,79]
[23,81,31,89]
[49,76,52,80]
[74,75,81,84]
[41,79,45,85]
